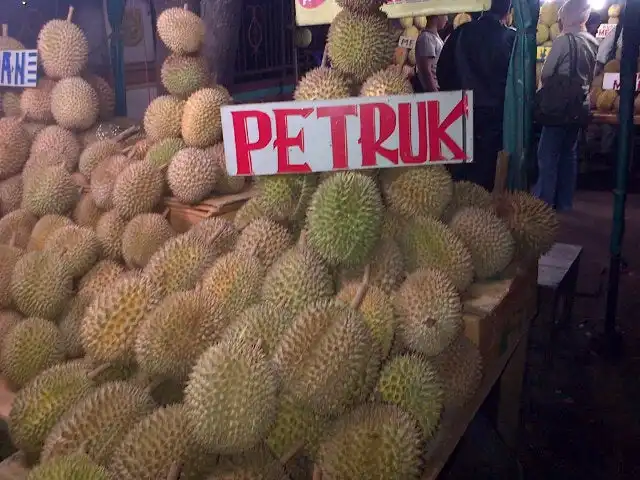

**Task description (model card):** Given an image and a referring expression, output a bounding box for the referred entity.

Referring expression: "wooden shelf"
[591,112,640,125]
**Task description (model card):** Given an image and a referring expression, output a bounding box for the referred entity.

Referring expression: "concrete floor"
[518,190,640,480]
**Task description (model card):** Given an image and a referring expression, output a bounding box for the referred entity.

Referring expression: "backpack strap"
[609,22,623,62]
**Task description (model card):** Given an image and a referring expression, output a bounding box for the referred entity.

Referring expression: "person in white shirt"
[415,15,448,92]
[595,18,623,76]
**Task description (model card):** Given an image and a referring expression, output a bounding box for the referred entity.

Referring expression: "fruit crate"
[163,187,255,233]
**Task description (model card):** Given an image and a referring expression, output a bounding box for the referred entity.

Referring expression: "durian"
[72,193,103,228]
[20,77,56,123]
[0,175,23,216]
[78,260,125,297]
[360,67,413,96]
[143,95,185,142]
[26,453,112,480]
[181,86,232,147]
[144,137,185,170]
[78,140,122,179]
[89,154,130,210]
[441,180,493,223]
[156,7,205,55]
[294,67,352,101]
[95,210,126,260]
[122,213,175,269]
[37,9,89,79]
[207,142,247,194]
[83,73,116,120]
[29,125,81,173]
[22,166,79,217]
[0,117,31,179]
[161,54,209,98]
[0,245,22,308]
[44,225,101,278]
[50,77,99,130]
[235,218,293,269]
[112,160,165,219]
[58,294,93,358]
[167,147,220,203]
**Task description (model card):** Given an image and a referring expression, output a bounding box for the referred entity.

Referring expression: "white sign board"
[0,50,38,88]
[398,36,417,49]
[596,23,616,40]
[221,91,474,176]
[602,73,640,91]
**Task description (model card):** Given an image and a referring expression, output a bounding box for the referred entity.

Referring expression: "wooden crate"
[164,187,254,233]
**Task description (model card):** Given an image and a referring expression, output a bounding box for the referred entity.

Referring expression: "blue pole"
[107,0,127,116]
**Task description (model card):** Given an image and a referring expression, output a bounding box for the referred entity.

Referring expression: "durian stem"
[320,44,329,68]
[350,264,371,310]
[162,207,170,218]
[1,25,7,38]
[0,451,23,466]
[17,113,26,123]
[113,125,139,142]
[67,6,74,22]
[312,465,323,480]
[167,462,181,480]
[77,439,90,455]
[8,232,16,248]
[297,230,308,247]
[279,439,305,464]
[87,363,112,380]
[146,377,165,393]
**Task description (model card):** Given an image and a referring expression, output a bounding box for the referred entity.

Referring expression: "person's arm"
[540,35,568,85]
[436,29,460,91]
[416,34,439,92]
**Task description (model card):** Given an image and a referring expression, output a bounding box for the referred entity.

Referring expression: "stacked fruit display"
[607,3,622,25]
[0,1,559,478]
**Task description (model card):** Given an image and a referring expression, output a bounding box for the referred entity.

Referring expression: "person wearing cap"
[436,0,516,190]
[532,0,598,211]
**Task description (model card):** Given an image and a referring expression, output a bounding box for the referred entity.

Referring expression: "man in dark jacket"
[437,0,516,190]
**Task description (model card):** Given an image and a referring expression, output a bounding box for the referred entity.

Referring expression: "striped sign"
[0,50,38,88]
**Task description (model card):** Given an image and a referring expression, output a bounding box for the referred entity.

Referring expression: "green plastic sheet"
[107,0,127,116]
[503,0,539,189]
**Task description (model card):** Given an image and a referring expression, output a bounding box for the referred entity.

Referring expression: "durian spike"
[87,363,112,380]
[350,264,371,310]
[1,25,7,37]
[167,462,181,480]
[67,6,75,21]
[312,465,323,480]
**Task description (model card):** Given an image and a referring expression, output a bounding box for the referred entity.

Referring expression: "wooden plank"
[539,243,583,267]
[0,376,14,420]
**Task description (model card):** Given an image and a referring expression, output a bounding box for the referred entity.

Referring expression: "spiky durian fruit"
[0,245,22,308]
[294,67,352,101]
[26,453,112,480]
[254,175,307,222]
[235,218,293,269]
[0,117,31,180]
[494,190,558,261]
[441,180,493,223]
[0,317,65,389]
[21,166,79,217]
[94,210,126,261]
[181,86,232,147]
[112,160,165,219]
[380,165,453,219]
[206,142,247,194]
[143,95,185,142]
[29,125,81,173]
[0,175,23,216]
[144,137,185,170]
[234,197,269,229]
[109,404,195,480]
[8,361,93,457]
[273,298,375,416]
[72,193,102,228]
[89,155,129,210]
[361,67,413,96]
[187,216,239,255]
[200,252,266,317]
[161,54,209,98]
[0,310,22,354]
[44,225,101,278]
[399,216,474,292]
[156,7,205,54]
[80,275,161,365]
[338,236,404,294]
[327,10,396,82]
[135,290,229,382]
[78,140,122,179]
[337,282,395,359]
[262,246,334,316]
[50,77,99,130]
[316,404,423,479]
[432,334,482,410]
[83,73,116,120]
[78,260,125,298]
[41,381,155,465]
[394,268,463,357]
[376,354,443,440]
[37,13,89,79]
[184,338,279,454]
[0,209,37,248]
[306,172,383,267]
[167,147,220,203]
[205,447,287,480]
[143,233,218,296]
[11,251,73,319]
[20,77,56,123]
[449,207,515,279]
[335,0,386,12]
[58,294,93,358]
[122,213,174,269]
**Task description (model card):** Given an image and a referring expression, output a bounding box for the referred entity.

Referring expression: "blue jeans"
[533,125,580,211]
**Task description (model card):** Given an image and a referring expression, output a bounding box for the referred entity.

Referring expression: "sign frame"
[220,90,474,177]
[0,50,38,88]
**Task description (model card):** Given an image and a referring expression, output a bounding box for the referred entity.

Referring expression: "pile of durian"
[590,57,640,115]
[0,2,559,479]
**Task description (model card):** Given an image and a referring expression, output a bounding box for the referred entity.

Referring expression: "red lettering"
[427,98,468,162]
[398,101,428,165]
[359,103,398,167]
[317,105,358,170]
[231,110,272,175]
[273,108,313,174]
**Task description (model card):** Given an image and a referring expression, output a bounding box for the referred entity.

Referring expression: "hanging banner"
[602,73,640,91]
[295,0,491,26]
[221,91,474,176]
[0,50,38,88]
[596,23,616,40]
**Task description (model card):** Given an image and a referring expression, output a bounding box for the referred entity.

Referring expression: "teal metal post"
[603,0,640,354]
[107,0,127,116]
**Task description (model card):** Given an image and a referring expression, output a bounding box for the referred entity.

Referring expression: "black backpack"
[534,34,590,126]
